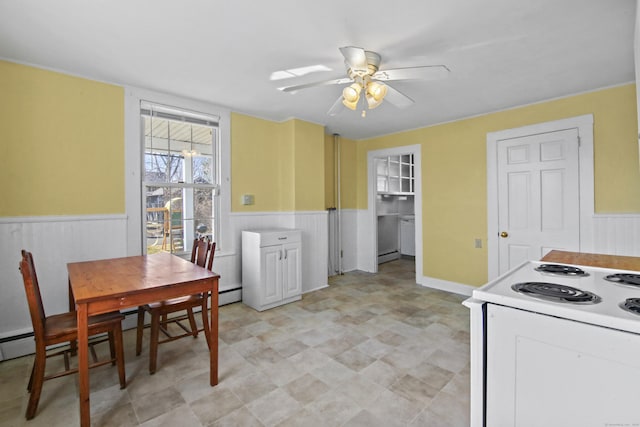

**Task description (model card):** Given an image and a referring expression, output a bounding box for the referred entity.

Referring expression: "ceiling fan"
[278,46,450,116]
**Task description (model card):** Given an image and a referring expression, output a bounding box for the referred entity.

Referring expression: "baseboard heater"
[378,250,400,264]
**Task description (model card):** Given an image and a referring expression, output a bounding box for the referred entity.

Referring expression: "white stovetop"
[472,260,640,334]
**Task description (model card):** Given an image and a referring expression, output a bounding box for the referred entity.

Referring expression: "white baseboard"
[418,275,475,296]
[303,284,329,294]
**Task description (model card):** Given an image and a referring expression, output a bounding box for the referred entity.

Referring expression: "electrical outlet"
[241,194,254,205]
[474,238,482,248]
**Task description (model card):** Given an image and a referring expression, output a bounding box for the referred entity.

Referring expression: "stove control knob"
[500,231,509,238]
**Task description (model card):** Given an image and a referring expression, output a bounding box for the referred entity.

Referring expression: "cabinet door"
[282,243,302,299]
[261,245,283,305]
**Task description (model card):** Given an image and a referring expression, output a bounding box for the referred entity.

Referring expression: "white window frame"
[141,102,220,254]
[124,87,231,257]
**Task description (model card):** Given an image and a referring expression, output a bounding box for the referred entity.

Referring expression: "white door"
[497,128,580,274]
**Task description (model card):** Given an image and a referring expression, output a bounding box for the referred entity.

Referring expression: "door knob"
[500,231,509,238]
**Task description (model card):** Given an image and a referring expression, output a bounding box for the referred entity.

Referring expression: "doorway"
[367,145,423,281]
[487,115,595,280]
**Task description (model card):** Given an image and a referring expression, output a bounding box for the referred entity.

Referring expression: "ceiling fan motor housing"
[346,50,381,78]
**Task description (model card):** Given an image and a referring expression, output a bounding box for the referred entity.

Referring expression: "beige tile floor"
[0,259,471,427]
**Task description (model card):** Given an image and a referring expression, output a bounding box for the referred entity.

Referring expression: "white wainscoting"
[340,210,359,273]
[592,214,640,256]
[327,209,359,275]
[356,209,376,273]
[0,215,128,360]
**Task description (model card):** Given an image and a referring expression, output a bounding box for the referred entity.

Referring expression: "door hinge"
[577,135,581,147]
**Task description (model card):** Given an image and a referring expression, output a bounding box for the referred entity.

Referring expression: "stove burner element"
[604,273,640,288]
[512,282,601,304]
[534,264,588,277]
[620,298,640,315]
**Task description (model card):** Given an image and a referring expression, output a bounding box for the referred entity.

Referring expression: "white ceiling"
[0,0,635,140]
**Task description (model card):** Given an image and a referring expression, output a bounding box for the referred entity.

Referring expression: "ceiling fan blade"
[339,46,368,72]
[278,77,352,93]
[373,65,450,82]
[383,84,414,109]
[327,96,344,116]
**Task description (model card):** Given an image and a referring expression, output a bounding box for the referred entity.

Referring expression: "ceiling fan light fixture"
[342,83,361,103]
[342,97,358,110]
[366,93,383,109]
[367,81,387,102]
[342,83,362,110]
[364,81,387,109]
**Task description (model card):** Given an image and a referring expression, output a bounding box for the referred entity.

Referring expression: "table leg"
[68,280,77,356]
[77,303,90,427]
[210,278,219,386]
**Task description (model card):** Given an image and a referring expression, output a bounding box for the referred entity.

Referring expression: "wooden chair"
[136,237,215,374]
[19,250,126,420]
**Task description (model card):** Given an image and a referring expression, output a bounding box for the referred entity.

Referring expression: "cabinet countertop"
[541,250,640,271]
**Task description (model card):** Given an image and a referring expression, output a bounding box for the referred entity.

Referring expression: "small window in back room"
[141,102,220,255]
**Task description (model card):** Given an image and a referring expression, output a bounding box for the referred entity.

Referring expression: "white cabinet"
[376,154,414,194]
[242,229,302,311]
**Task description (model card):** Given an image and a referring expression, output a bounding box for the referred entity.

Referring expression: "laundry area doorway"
[367,145,423,282]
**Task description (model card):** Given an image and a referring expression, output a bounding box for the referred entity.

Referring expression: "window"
[141,102,220,254]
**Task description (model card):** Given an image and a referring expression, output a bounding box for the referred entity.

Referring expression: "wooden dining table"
[67,252,219,427]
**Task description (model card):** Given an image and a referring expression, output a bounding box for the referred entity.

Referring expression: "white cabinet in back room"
[242,229,302,311]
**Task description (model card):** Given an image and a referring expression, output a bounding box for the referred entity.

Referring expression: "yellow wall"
[0,61,124,216]
[0,62,326,218]
[324,134,358,210]
[231,113,325,212]
[291,120,325,211]
[357,84,640,286]
[231,113,286,211]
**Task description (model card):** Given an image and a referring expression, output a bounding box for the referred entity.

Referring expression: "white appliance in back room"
[400,214,415,256]
[376,195,414,263]
[464,260,640,427]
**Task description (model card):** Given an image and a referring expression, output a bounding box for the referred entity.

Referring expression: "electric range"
[464,260,640,427]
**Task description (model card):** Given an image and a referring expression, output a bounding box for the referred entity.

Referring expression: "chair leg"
[136,306,145,356]
[186,308,198,338]
[27,361,35,392]
[201,293,211,350]
[108,331,116,366]
[69,338,77,357]
[25,347,46,420]
[149,311,160,374]
[113,324,126,389]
